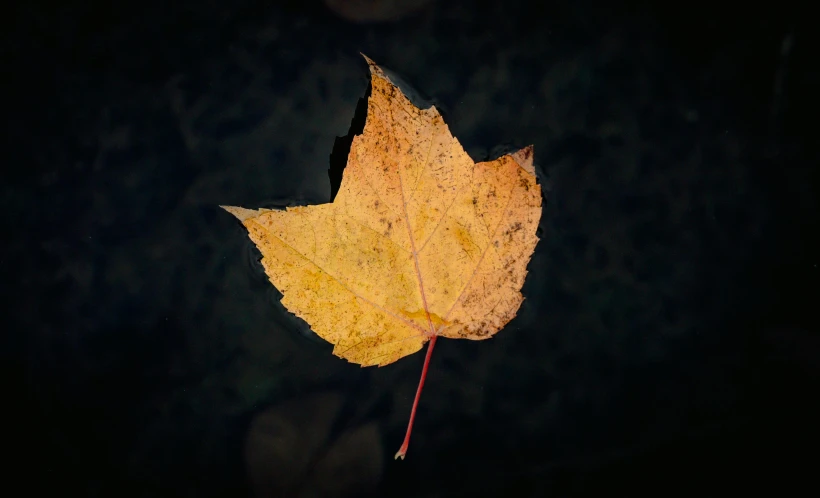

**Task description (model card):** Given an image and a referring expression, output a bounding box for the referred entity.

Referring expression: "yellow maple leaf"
[222,55,542,459]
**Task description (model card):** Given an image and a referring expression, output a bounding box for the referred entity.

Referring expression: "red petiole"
[394,335,438,460]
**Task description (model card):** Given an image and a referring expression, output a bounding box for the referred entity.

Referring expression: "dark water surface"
[6,1,817,496]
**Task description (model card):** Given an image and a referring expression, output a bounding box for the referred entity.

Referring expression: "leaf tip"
[360,53,389,81]
[220,205,262,222]
[510,144,535,176]
[360,52,376,66]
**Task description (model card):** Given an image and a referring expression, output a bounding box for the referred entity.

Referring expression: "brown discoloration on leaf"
[222,55,541,367]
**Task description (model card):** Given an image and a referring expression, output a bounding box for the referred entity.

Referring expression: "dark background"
[5,0,818,496]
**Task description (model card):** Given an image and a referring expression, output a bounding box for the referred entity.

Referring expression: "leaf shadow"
[239,222,327,348]
[328,81,371,202]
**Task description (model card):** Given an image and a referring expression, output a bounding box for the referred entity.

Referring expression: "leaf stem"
[394,335,437,460]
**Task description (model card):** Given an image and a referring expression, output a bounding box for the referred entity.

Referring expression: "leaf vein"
[440,179,521,324]
[248,218,426,335]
